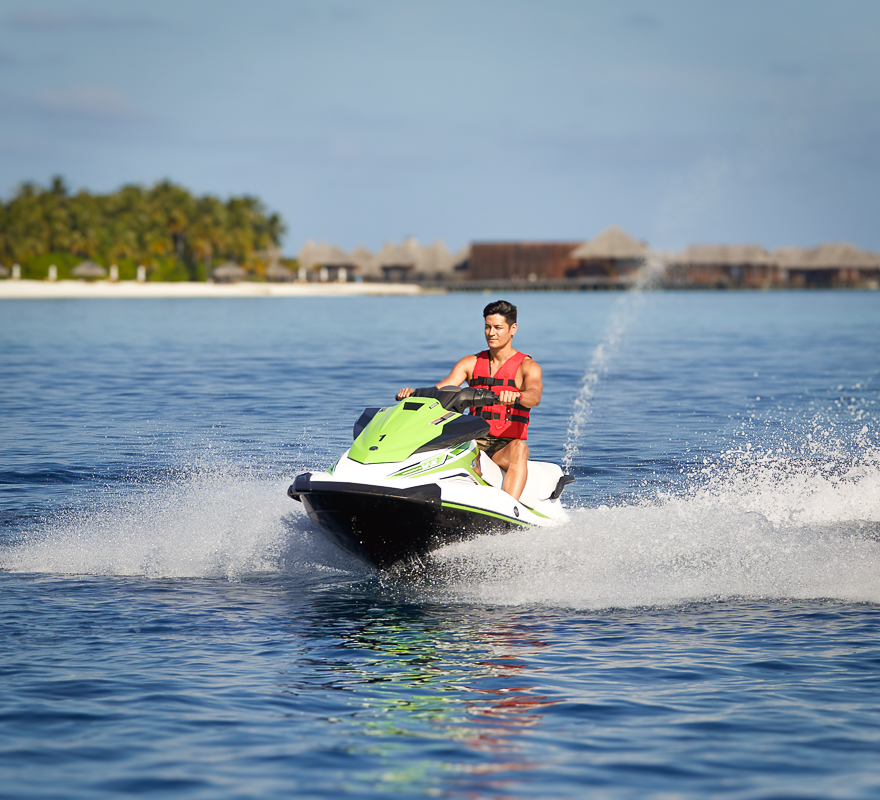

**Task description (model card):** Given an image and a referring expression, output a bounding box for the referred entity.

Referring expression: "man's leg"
[472,439,488,479]
[492,440,529,500]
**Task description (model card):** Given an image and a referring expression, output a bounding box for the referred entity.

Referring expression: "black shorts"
[476,436,515,458]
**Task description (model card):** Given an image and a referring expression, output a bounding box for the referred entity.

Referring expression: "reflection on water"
[282,592,558,791]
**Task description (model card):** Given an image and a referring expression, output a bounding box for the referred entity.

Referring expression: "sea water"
[1,291,879,799]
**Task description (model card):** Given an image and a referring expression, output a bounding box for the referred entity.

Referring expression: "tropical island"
[2,178,879,292]
[0,177,286,282]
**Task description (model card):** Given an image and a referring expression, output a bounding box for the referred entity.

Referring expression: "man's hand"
[396,388,414,400]
[497,389,521,406]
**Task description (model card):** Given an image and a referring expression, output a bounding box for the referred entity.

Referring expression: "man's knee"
[496,439,529,466]
[512,440,529,463]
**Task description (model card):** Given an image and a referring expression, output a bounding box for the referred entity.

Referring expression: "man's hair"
[483,300,517,326]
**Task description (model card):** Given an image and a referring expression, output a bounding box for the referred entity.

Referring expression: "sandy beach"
[0,280,426,300]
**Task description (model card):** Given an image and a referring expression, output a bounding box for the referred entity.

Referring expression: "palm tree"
[0,177,287,280]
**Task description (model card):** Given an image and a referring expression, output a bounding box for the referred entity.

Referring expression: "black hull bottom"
[289,474,521,569]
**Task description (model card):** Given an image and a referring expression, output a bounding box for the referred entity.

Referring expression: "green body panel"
[388,445,478,481]
[349,398,448,464]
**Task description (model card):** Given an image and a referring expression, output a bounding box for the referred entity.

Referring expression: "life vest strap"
[470,376,517,388]
[477,409,530,425]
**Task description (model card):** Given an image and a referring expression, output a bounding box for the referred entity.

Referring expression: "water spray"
[563,254,667,470]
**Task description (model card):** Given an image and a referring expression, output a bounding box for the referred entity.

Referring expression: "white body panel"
[321,446,568,527]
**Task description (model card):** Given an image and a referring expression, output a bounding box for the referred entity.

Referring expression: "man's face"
[484,314,516,349]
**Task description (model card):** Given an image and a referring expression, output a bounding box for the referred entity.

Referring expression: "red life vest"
[468,350,531,439]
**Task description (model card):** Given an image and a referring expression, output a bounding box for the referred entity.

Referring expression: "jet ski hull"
[289,473,527,569]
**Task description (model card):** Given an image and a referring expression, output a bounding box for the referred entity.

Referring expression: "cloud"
[35,85,133,119]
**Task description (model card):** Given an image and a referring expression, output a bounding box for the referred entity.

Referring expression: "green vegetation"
[0,176,287,280]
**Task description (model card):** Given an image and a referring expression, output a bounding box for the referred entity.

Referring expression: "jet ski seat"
[478,452,566,509]
[478,451,505,488]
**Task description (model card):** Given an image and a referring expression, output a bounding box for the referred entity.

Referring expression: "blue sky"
[1,0,878,255]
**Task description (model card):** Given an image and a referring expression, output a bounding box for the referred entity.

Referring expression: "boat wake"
[417,442,880,609]
[3,438,879,610]
[0,466,368,581]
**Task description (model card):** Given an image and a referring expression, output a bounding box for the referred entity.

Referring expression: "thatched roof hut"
[665,244,775,288]
[415,240,464,277]
[568,225,647,279]
[571,225,648,260]
[72,260,107,279]
[348,245,378,278]
[376,239,419,267]
[770,242,880,288]
[298,240,353,270]
[773,242,876,269]
[265,263,294,282]
[375,238,422,282]
[675,244,772,266]
[211,261,247,283]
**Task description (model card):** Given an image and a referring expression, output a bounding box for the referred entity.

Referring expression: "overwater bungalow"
[286,232,879,291]
[667,245,778,289]
[773,243,880,289]
[466,242,581,282]
[568,225,648,280]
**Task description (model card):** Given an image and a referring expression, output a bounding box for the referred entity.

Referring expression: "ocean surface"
[1,290,879,799]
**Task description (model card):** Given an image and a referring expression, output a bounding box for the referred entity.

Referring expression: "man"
[397,300,542,500]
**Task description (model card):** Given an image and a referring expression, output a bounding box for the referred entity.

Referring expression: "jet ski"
[288,385,574,569]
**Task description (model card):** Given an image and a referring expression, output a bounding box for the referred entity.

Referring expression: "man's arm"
[434,355,476,389]
[497,358,542,408]
[396,355,476,400]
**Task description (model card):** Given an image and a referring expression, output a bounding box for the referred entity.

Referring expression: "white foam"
[6,438,878,608]
[1,468,365,580]
[424,446,880,609]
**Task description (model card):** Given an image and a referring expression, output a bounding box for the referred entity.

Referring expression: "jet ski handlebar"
[410,386,497,414]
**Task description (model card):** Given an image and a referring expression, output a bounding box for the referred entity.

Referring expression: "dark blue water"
[2,291,879,798]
